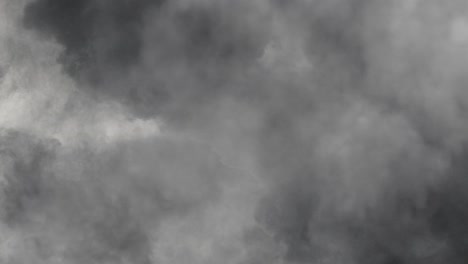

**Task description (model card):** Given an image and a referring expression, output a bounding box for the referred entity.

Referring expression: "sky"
[2,0,468,263]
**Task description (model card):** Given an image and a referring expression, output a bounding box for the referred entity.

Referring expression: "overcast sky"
[2,0,468,263]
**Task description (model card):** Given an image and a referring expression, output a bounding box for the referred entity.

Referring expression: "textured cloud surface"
[2,0,468,263]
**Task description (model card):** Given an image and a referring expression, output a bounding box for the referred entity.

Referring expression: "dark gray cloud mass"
[22,0,269,119]
[4,0,468,263]
[23,0,164,80]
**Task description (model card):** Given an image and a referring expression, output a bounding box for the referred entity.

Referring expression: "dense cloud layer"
[1,0,468,263]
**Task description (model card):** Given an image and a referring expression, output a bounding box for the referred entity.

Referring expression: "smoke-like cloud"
[1,0,468,263]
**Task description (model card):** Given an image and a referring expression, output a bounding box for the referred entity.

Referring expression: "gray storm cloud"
[1,0,468,263]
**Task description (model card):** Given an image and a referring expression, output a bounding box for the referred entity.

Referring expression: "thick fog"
[1,0,468,263]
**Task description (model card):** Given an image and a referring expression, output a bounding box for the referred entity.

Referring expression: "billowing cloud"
[1,0,468,263]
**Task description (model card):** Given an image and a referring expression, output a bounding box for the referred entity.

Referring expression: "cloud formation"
[1,0,468,263]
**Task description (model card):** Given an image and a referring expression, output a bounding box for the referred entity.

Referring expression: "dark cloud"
[22,0,270,120]
[23,0,165,82]
[0,128,233,263]
[428,148,468,262]
[0,129,58,225]
[15,0,468,263]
